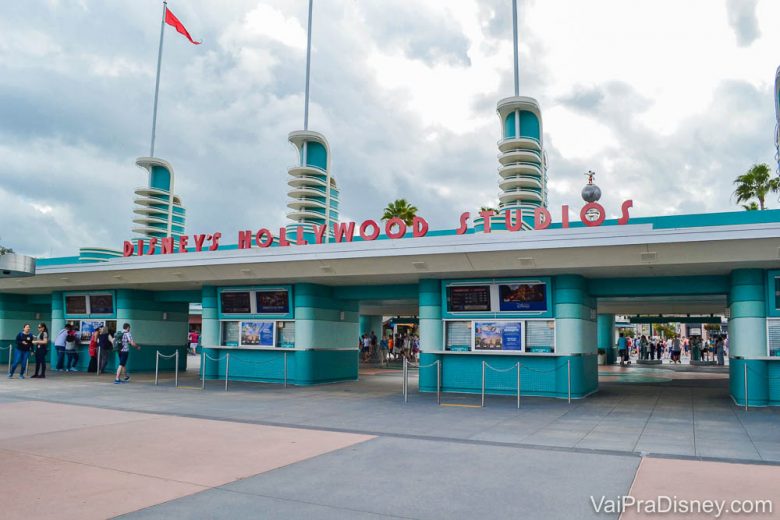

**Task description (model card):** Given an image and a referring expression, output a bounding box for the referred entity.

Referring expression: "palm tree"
[742,201,760,211]
[381,199,418,225]
[479,206,498,213]
[733,163,780,210]
[0,237,12,255]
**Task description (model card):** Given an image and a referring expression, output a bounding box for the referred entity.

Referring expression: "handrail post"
[154,351,159,386]
[97,347,101,376]
[284,351,288,388]
[225,352,230,392]
[567,360,571,404]
[436,360,441,405]
[201,350,205,390]
[517,362,521,409]
[175,350,179,388]
[481,361,486,408]
[744,363,748,411]
[403,356,408,403]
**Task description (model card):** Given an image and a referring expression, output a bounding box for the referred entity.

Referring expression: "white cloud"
[0,0,778,258]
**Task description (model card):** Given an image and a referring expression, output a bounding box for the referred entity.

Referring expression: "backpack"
[113,330,125,352]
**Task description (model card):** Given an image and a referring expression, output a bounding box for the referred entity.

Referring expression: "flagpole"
[512,0,519,96]
[303,0,313,130]
[150,1,168,157]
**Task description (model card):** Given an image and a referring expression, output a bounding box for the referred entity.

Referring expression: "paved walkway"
[1,366,778,518]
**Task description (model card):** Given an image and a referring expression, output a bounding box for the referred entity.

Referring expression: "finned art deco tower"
[494,0,548,230]
[285,0,339,243]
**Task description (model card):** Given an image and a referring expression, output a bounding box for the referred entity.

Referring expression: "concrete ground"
[1,363,779,519]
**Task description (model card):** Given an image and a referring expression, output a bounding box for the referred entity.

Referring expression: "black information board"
[89,294,114,314]
[446,285,491,312]
[65,295,88,315]
[256,290,290,314]
[220,291,252,314]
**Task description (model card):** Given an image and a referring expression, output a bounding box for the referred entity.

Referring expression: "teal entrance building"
[2,208,779,406]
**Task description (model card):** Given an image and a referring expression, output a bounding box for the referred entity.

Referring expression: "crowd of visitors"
[7,322,142,383]
[617,332,727,366]
[359,331,419,364]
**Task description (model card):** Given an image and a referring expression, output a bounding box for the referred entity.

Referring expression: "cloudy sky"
[1,0,778,257]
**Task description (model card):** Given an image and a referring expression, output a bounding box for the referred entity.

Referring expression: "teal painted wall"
[0,293,51,364]
[589,276,729,297]
[359,315,382,336]
[597,314,617,364]
[418,352,597,399]
[504,111,516,138]
[728,270,766,359]
[306,142,328,170]
[149,164,171,192]
[202,348,357,385]
[419,279,443,352]
[294,283,359,350]
[201,286,220,377]
[518,111,540,140]
[554,275,597,355]
[730,358,769,407]
[113,289,189,372]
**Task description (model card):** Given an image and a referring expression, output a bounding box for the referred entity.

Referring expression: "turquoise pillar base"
[418,352,598,399]
[730,358,769,407]
[203,348,358,385]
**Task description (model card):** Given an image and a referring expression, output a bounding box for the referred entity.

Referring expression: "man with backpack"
[114,323,140,384]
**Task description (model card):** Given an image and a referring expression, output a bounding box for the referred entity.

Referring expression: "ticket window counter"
[56,292,119,373]
[204,286,299,384]
[419,278,597,399]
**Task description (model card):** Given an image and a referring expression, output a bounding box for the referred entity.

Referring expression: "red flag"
[164,7,201,45]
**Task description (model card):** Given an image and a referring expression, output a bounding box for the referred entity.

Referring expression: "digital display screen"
[256,290,290,314]
[220,291,252,314]
[65,295,88,315]
[447,285,491,312]
[498,283,547,312]
[89,294,114,314]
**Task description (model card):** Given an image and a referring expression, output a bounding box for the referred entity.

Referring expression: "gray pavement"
[2,366,780,518]
[120,437,640,520]
[2,367,776,463]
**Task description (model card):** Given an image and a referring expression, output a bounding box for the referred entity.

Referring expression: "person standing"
[31,323,49,378]
[97,326,114,374]
[54,324,71,371]
[115,323,140,384]
[617,333,628,367]
[716,335,725,366]
[64,326,79,371]
[379,335,388,365]
[88,327,100,373]
[671,336,681,364]
[9,324,34,379]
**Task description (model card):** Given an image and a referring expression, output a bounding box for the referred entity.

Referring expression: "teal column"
[729,269,768,405]
[294,283,359,384]
[418,279,443,352]
[419,279,443,392]
[553,275,596,354]
[50,292,64,365]
[201,286,219,378]
[597,314,616,364]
